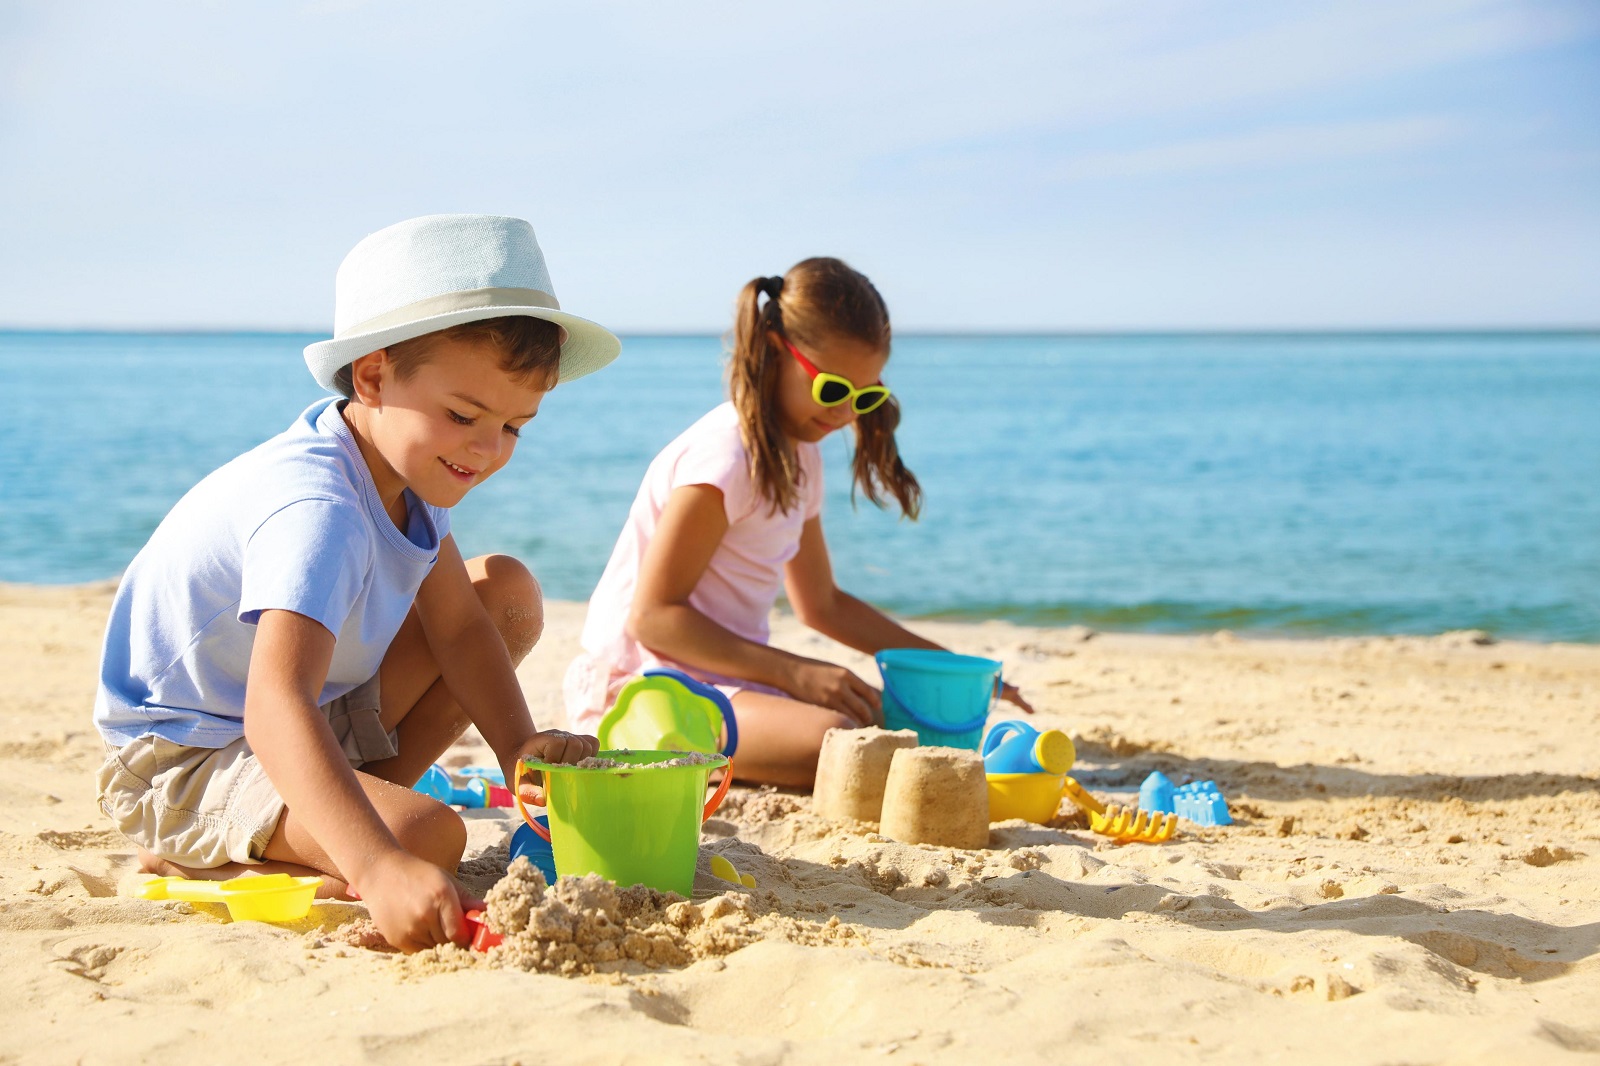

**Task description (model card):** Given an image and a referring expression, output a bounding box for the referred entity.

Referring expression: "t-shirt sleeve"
[671,424,758,523]
[238,499,370,634]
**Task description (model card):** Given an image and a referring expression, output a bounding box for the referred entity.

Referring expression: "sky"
[1,0,1597,332]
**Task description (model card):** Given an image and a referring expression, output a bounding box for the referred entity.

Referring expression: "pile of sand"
[402,856,861,978]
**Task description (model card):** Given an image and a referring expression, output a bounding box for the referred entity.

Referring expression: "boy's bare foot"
[137,849,354,899]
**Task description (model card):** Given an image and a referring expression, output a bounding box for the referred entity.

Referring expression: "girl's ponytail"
[730,276,806,515]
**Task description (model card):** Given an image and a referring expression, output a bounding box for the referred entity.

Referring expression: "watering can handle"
[515,758,736,844]
[981,719,1030,757]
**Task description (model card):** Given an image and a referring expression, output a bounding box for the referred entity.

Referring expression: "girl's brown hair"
[728,257,921,519]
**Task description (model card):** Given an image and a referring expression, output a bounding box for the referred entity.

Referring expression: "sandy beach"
[1,581,1596,1064]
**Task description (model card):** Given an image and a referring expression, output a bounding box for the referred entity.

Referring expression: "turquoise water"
[3,330,1597,641]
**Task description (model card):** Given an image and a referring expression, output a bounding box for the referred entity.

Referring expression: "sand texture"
[1,583,1597,1064]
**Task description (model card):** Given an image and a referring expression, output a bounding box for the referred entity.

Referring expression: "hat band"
[342,286,561,337]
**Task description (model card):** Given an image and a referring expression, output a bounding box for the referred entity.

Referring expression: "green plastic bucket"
[516,750,732,896]
[875,648,1002,749]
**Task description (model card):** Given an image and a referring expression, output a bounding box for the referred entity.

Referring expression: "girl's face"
[771,331,890,444]
[344,337,550,515]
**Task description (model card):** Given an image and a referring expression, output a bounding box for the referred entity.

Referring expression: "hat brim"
[303,305,621,391]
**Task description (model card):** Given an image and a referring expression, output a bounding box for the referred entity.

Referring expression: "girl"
[564,258,1032,786]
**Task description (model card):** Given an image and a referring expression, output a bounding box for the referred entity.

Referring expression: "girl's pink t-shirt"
[563,402,824,730]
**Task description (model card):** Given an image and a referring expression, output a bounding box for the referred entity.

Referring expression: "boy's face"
[347,335,552,509]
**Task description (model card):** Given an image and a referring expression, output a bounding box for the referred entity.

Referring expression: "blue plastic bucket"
[875,649,1002,749]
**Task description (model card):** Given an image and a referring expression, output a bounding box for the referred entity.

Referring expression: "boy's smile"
[341,337,553,525]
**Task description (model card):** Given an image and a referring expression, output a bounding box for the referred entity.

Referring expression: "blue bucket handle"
[981,719,1032,758]
[875,653,1000,735]
[640,668,739,757]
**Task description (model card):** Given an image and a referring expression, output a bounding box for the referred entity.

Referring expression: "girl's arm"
[783,516,940,655]
[628,484,881,724]
[784,516,1037,714]
[412,535,596,787]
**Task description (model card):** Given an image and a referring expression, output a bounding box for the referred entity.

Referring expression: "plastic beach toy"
[138,873,320,923]
[875,649,1002,749]
[516,750,733,896]
[1173,780,1232,825]
[1136,772,1232,825]
[463,909,501,951]
[709,854,757,889]
[414,764,513,808]
[986,771,1072,823]
[1139,771,1176,813]
[981,721,1075,775]
[1059,778,1180,844]
[509,817,557,884]
[597,669,738,756]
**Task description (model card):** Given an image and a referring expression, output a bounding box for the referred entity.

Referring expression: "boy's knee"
[394,800,468,870]
[471,554,544,664]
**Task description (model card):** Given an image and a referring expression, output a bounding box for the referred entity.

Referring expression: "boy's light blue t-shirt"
[94,398,450,749]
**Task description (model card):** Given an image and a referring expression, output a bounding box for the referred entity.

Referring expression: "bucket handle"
[515,758,736,844]
[877,658,1000,735]
[981,719,1031,758]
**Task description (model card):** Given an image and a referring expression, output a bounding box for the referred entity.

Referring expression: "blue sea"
[3,330,1597,642]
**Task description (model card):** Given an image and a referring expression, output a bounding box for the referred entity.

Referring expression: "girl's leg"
[727,690,856,788]
[145,555,543,894]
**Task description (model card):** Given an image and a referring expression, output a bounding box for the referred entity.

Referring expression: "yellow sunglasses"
[782,337,892,414]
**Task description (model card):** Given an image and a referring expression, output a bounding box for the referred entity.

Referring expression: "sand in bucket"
[879,747,991,849]
[813,726,920,823]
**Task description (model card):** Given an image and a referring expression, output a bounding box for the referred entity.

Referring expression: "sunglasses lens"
[853,388,890,414]
[816,379,852,406]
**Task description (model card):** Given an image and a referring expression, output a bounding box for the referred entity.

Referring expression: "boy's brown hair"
[728,257,922,519]
[332,315,563,399]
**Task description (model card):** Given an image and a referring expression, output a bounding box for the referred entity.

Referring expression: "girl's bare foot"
[137,849,353,899]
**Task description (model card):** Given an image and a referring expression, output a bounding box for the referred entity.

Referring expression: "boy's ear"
[349,350,388,405]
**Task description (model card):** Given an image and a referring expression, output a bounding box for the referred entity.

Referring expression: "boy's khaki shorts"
[95,677,399,869]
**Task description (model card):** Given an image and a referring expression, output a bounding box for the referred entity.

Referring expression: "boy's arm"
[245,608,473,948]
[413,535,594,786]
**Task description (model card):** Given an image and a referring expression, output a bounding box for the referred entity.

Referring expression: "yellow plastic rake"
[1062,777,1179,844]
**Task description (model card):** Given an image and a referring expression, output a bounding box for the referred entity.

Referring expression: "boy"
[93,214,619,952]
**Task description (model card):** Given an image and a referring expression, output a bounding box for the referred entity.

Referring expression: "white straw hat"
[303,214,620,391]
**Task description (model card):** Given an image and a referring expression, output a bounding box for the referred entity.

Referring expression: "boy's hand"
[360,850,483,954]
[508,730,599,807]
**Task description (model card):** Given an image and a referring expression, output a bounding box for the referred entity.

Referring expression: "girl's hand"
[999,681,1036,715]
[787,660,882,726]
[509,730,599,807]
[360,850,484,954]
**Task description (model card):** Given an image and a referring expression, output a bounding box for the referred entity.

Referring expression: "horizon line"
[3,325,1599,339]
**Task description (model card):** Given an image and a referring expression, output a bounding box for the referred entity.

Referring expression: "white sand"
[1,583,1596,1063]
